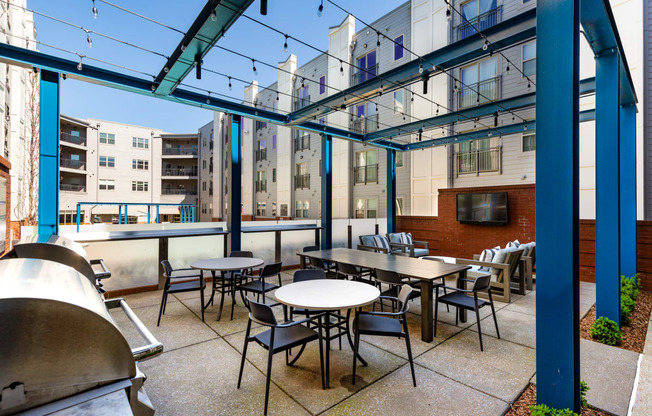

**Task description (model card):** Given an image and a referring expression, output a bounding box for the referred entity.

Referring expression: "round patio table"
[275,280,380,388]
[191,257,264,320]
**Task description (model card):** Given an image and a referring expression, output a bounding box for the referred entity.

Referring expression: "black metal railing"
[293,95,311,111]
[294,135,310,152]
[162,146,198,156]
[60,183,86,192]
[60,158,86,170]
[455,146,502,175]
[255,148,267,162]
[60,132,87,146]
[354,164,378,185]
[351,64,379,86]
[162,168,198,177]
[256,180,267,193]
[458,76,501,109]
[457,6,501,40]
[294,174,310,190]
[350,113,379,134]
[161,188,198,195]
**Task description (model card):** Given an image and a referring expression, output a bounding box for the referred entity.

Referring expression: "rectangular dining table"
[296,248,471,342]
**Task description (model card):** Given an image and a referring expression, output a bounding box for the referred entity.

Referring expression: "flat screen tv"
[456,192,508,225]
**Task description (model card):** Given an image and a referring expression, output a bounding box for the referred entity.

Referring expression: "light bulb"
[77,59,83,71]
[482,40,488,51]
[283,35,288,53]
[446,8,451,21]
[317,1,323,17]
[252,59,257,75]
[181,44,187,52]
[211,9,217,22]
[418,63,423,74]
[163,67,169,73]
[87,33,92,47]
[92,0,98,18]
[228,77,232,90]
[340,61,344,76]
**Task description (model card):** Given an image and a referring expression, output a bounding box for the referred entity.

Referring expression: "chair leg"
[352,311,360,385]
[264,331,275,416]
[230,280,237,321]
[199,279,205,323]
[488,290,500,339]
[237,320,252,389]
[318,316,325,390]
[157,290,167,326]
[474,297,483,351]
[402,316,417,387]
[442,286,450,312]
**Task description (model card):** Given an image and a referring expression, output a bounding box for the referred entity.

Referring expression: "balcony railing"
[458,76,501,109]
[294,174,310,190]
[162,188,198,195]
[294,135,310,152]
[163,146,198,156]
[60,132,87,146]
[60,158,86,170]
[256,180,267,193]
[162,168,198,177]
[455,146,502,176]
[354,164,378,185]
[60,183,86,192]
[293,96,311,111]
[255,148,267,162]
[350,114,379,134]
[457,6,501,40]
[351,64,379,86]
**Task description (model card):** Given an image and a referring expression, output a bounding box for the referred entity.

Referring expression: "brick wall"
[0,156,10,253]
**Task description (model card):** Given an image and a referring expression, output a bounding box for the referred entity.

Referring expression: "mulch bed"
[506,384,609,416]
[579,290,652,353]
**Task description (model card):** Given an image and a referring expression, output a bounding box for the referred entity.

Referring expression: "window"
[99,179,115,190]
[459,0,499,39]
[59,210,85,225]
[202,203,207,214]
[202,181,207,191]
[295,84,310,110]
[295,162,309,189]
[393,90,404,113]
[354,149,378,184]
[457,138,500,174]
[272,101,277,113]
[354,198,377,218]
[131,181,148,191]
[202,160,207,169]
[396,152,404,168]
[132,159,148,170]
[353,102,378,133]
[522,41,536,77]
[132,137,149,149]
[523,133,536,152]
[396,198,404,216]
[272,168,276,183]
[319,117,325,125]
[355,50,377,84]
[295,200,310,218]
[256,170,267,192]
[203,136,207,147]
[319,76,326,94]
[99,156,115,167]
[459,57,498,107]
[257,202,267,217]
[99,132,115,145]
[394,35,404,60]
[272,135,277,149]
[272,202,277,217]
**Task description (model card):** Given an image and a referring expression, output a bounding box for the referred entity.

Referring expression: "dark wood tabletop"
[297,248,470,281]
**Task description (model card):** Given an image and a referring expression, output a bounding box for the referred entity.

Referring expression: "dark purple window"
[319,118,325,125]
[394,35,404,60]
[319,76,325,94]
[356,50,377,83]
[272,135,276,149]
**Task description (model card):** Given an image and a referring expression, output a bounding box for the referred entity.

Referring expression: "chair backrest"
[160,260,173,278]
[374,269,402,285]
[472,274,492,291]
[337,262,359,276]
[260,262,283,277]
[397,285,413,313]
[230,251,253,258]
[528,245,536,265]
[359,234,376,247]
[309,256,327,269]
[247,297,277,326]
[387,232,403,244]
[303,245,319,252]
[505,249,524,278]
[294,269,326,282]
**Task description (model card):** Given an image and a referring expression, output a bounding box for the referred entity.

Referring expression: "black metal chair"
[158,260,206,326]
[352,285,416,387]
[210,250,254,321]
[336,261,374,284]
[236,262,282,305]
[421,256,451,312]
[434,273,500,351]
[373,269,421,312]
[237,297,325,416]
[308,256,338,278]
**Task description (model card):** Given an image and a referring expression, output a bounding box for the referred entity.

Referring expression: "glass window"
[523,133,536,152]
[393,90,404,113]
[99,179,115,190]
[522,41,536,77]
[99,156,114,167]
[355,198,365,219]
[396,198,404,216]
[396,152,404,168]
[272,168,276,182]
[132,137,149,149]
[319,117,325,125]
[131,181,148,191]
[367,199,377,218]
[272,135,277,149]
[356,50,377,83]
[99,132,115,145]
[394,35,404,60]
[319,76,326,94]
[132,159,148,170]
[272,101,277,113]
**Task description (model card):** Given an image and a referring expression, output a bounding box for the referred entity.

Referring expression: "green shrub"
[590,316,622,345]
[529,404,578,416]
[621,293,636,325]
[580,380,590,407]
[621,275,640,301]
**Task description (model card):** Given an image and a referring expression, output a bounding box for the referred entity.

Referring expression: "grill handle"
[90,258,111,279]
[105,298,163,361]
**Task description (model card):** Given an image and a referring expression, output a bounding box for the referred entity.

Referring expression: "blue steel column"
[387,149,397,234]
[76,204,81,232]
[148,206,151,224]
[320,134,332,249]
[228,114,242,251]
[596,49,621,326]
[620,104,637,277]
[535,0,581,412]
[156,205,160,223]
[38,70,60,236]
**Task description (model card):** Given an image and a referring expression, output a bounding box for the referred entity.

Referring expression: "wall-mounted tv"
[456,192,508,225]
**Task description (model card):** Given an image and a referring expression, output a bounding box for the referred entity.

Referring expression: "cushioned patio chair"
[456,247,524,303]
[387,232,430,257]
[357,234,405,255]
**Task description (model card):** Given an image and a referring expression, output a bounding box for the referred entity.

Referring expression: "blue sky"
[28,0,402,133]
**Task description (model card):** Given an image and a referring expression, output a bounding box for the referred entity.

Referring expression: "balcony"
[456,6,502,41]
[162,167,198,177]
[60,183,86,192]
[256,180,267,193]
[457,76,501,109]
[162,146,198,156]
[293,96,310,111]
[294,135,310,152]
[60,158,86,170]
[350,114,379,134]
[60,132,87,146]
[294,174,310,190]
[455,146,502,175]
[161,188,198,195]
[351,64,378,86]
[354,164,378,185]
[255,148,267,162]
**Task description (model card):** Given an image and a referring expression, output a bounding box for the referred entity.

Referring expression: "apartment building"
[58,116,200,224]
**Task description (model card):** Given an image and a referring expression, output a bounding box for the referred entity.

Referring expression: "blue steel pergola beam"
[152,0,255,96]
[580,0,637,105]
[286,8,536,125]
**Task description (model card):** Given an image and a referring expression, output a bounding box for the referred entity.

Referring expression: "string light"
[77,55,83,71]
[283,35,288,53]
[84,29,92,47]
[446,6,451,21]
[418,63,423,74]
[210,9,217,22]
[228,76,232,90]
[251,59,257,75]
[340,59,344,76]
[92,0,98,18]
[317,0,323,17]
[482,40,488,51]
[376,31,380,47]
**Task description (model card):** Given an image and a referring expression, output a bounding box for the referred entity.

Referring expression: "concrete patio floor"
[110,273,636,415]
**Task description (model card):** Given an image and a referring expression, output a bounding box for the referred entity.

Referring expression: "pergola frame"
[0,0,637,412]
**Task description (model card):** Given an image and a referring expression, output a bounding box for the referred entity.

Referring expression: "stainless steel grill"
[0,257,162,415]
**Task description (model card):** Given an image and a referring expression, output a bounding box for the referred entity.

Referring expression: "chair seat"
[254,324,319,353]
[413,248,430,257]
[238,280,278,293]
[357,314,403,336]
[438,292,489,310]
[167,279,205,293]
[381,286,421,300]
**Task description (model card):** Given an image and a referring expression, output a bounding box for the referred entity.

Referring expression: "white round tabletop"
[275,280,380,310]
[190,257,264,271]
